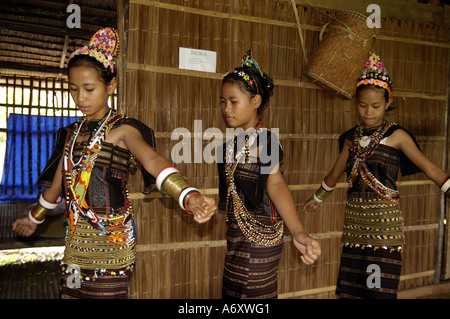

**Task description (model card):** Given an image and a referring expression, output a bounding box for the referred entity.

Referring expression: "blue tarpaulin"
[0,114,78,202]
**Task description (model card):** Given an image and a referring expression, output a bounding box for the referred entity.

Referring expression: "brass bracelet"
[156,167,200,212]
[156,167,189,198]
[28,193,61,224]
[313,179,336,203]
[156,166,180,197]
[164,173,190,200]
[29,204,50,224]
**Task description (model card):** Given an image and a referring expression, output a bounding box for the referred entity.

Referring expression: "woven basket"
[304,11,376,99]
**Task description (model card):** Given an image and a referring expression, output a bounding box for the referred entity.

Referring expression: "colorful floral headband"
[67,27,118,73]
[224,49,263,90]
[356,49,393,98]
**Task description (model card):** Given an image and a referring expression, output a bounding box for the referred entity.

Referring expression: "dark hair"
[355,84,395,111]
[67,54,116,85]
[223,66,274,114]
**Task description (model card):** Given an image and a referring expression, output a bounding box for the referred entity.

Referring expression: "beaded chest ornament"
[348,121,400,204]
[63,110,134,247]
[224,125,284,247]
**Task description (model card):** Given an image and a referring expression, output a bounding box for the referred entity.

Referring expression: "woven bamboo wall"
[122,0,449,298]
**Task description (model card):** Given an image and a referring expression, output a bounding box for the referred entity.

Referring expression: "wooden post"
[117,0,130,114]
[439,38,450,282]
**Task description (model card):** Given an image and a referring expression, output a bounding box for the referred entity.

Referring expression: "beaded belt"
[341,197,405,250]
[62,215,136,270]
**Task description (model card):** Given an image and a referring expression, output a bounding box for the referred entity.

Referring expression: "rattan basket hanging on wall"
[304,11,376,99]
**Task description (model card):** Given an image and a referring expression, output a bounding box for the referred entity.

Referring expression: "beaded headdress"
[67,27,119,73]
[356,49,393,98]
[224,49,263,89]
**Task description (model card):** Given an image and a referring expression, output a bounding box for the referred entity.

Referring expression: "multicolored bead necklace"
[225,121,260,164]
[63,109,134,247]
[348,121,400,204]
[224,122,284,247]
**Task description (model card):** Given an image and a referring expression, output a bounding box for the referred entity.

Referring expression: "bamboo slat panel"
[125,0,448,298]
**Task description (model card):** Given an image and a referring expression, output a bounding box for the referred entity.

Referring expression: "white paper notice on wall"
[179,47,217,73]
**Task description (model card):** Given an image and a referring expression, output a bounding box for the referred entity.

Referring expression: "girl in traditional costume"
[12,28,216,299]
[218,49,321,299]
[303,50,450,299]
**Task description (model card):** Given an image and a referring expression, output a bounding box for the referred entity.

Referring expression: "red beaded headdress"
[67,27,119,73]
[356,50,393,98]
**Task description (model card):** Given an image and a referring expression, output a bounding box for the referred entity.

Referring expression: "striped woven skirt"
[60,265,129,299]
[336,246,402,299]
[222,220,283,299]
[60,263,131,299]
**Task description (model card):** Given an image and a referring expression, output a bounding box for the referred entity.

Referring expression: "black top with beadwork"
[217,129,284,224]
[339,124,422,196]
[36,117,157,197]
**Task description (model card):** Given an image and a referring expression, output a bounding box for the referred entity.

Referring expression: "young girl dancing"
[12,28,216,299]
[218,49,321,299]
[303,50,450,299]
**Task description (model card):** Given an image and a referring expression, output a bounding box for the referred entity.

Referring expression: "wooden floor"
[398,281,450,299]
[0,260,61,299]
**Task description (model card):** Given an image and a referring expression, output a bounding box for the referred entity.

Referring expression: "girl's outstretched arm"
[389,129,448,186]
[266,168,321,265]
[13,156,64,236]
[120,124,217,223]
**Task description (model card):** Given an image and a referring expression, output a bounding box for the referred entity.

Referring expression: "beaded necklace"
[225,121,260,164]
[63,109,134,247]
[224,123,284,247]
[348,121,400,203]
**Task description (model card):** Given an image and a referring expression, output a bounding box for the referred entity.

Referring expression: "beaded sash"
[225,127,284,247]
[348,121,400,204]
[345,121,405,249]
[63,110,134,247]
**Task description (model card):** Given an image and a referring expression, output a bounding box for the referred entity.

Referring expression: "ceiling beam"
[0,62,67,76]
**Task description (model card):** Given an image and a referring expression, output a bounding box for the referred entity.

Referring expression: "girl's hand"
[12,217,38,237]
[302,198,319,213]
[187,194,217,224]
[292,232,321,265]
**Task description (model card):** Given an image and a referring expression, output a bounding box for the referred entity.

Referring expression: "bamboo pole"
[129,180,436,199]
[117,0,130,114]
[127,62,447,101]
[436,38,450,283]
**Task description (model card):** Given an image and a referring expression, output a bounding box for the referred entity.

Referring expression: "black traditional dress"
[218,128,285,299]
[336,121,421,299]
[37,112,156,299]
